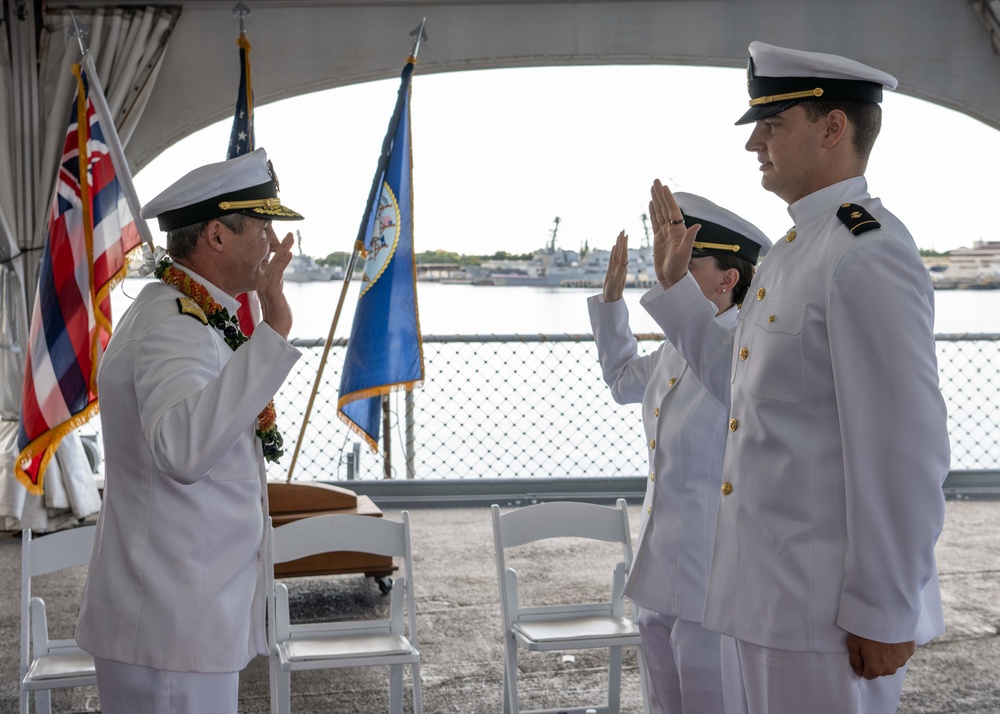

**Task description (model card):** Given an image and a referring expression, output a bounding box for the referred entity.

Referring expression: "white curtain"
[0,4,179,531]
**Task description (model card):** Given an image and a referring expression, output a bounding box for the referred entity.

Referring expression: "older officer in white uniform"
[76,148,303,714]
[643,43,949,714]
[589,195,770,714]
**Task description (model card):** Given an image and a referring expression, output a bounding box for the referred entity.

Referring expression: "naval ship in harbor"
[284,230,345,282]
[469,216,657,288]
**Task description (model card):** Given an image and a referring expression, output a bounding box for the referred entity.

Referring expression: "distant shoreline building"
[930,240,1000,289]
[947,241,1000,275]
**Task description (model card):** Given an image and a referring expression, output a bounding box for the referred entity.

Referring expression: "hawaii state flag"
[338,59,424,452]
[228,31,259,336]
[15,54,147,494]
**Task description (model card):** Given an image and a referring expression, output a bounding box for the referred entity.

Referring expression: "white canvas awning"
[37,0,1000,175]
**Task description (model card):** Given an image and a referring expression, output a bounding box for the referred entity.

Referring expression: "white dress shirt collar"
[787,175,870,228]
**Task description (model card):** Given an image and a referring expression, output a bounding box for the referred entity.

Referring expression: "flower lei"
[155,257,284,463]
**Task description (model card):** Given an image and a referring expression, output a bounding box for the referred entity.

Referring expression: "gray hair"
[166,213,249,259]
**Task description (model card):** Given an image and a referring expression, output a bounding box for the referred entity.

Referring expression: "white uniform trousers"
[720,637,906,714]
[94,657,240,714]
[637,608,725,714]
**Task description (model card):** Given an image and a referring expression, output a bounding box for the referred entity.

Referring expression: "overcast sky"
[132,64,1000,260]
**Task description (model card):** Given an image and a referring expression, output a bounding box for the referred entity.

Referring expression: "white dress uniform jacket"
[588,294,735,622]
[76,272,301,673]
[641,177,948,653]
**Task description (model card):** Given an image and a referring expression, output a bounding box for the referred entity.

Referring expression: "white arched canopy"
[42,0,1000,174]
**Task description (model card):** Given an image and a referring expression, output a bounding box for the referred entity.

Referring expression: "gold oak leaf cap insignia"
[836,203,881,236]
[177,296,208,324]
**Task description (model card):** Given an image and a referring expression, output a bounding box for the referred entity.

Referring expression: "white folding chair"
[267,513,422,714]
[492,499,650,714]
[20,525,98,714]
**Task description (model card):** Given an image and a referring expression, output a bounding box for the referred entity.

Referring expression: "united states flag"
[228,31,259,336]
[15,57,144,494]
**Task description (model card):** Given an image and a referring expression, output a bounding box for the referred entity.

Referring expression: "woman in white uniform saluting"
[588,193,770,714]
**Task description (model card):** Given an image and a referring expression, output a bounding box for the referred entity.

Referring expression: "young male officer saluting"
[643,42,949,714]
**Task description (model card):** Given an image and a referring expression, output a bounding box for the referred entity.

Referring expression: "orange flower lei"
[156,258,284,462]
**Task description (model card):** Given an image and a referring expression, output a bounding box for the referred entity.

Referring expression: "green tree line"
[317,249,534,268]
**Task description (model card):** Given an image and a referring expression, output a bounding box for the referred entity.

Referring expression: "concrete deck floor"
[2,498,998,713]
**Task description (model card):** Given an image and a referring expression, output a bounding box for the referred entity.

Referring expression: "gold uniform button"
[721,482,733,496]
[756,287,766,301]
[649,438,656,450]
[768,314,776,323]
[650,471,655,481]
[647,505,652,514]
[729,418,739,432]
[654,407,660,417]
[668,377,676,387]
[739,347,749,360]
[786,229,797,242]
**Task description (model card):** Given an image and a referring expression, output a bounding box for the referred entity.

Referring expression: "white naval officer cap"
[140,147,304,231]
[674,192,772,264]
[735,41,898,126]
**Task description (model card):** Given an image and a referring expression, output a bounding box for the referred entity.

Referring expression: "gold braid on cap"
[693,241,741,253]
[217,197,282,210]
[749,87,824,106]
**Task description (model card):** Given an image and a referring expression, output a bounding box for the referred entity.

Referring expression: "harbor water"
[109,279,1000,339]
[106,280,1000,480]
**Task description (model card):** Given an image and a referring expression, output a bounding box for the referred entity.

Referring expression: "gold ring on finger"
[669,219,685,225]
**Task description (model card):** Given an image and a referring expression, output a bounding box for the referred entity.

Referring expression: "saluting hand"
[846,633,915,680]
[258,227,295,339]
[649,178,700,288]
[602,231,629,303]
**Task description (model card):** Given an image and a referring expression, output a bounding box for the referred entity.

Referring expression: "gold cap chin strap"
[749,87,824,106]
[693,241,741,253]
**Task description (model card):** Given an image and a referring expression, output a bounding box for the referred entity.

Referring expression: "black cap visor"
[736,75,884,126]
[736,99,804,126]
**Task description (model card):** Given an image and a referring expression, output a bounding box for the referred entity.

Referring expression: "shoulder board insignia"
[176,296,208,324]
[836,203,881,236]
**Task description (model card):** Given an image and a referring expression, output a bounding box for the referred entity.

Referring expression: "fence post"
[405,390,416,479]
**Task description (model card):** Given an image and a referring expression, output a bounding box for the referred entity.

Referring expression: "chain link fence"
[936,334,1000,469]
[270,333,1000,482]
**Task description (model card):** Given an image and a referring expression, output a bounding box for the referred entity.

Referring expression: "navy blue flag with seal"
[338,60,424,451]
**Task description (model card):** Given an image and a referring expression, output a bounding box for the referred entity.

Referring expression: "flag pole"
[285,19,427,482]
[69,13,154,251]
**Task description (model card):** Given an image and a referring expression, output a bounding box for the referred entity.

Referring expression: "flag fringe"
[14,400,101,496]
[337,415,379,453]
[336,378,425,453]
[93,242,143,310]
